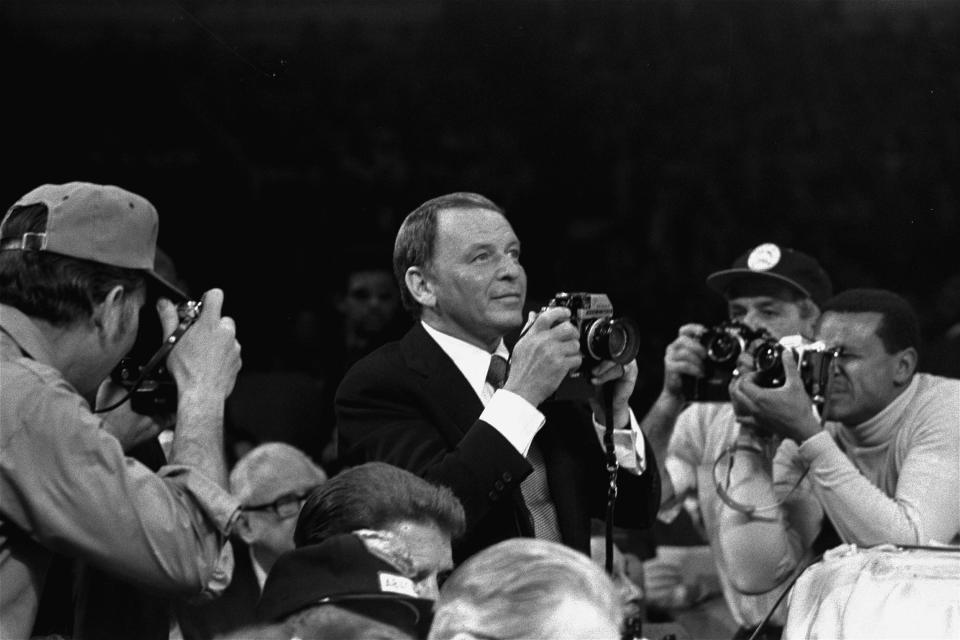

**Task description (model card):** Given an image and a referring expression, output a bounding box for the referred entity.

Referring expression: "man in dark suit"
[336,192,660,564]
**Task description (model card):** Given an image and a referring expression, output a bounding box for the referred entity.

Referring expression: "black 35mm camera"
[681,321,770,402]
[753,336,842,406]
[546,292,640,376]
[110,299,203,415]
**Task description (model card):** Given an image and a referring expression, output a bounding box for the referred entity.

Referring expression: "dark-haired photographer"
[335,192,660,568]
[0,182,242,638]
[719,288,960,596]
[637,243,831,640]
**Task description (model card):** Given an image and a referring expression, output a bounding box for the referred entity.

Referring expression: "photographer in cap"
[0,182,242,638]
[335,192,660,565]
[718,288,960,595]
[638,242,831,640]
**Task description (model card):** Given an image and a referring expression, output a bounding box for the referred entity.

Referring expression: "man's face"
[242,467,324,561]
[384,519,453,600]
[421,207,526,350]
[818,311,911,425]
[338,269,400,336]
[726,285,815,340]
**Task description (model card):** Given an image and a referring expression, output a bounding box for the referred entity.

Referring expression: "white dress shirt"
[421,321,646,473]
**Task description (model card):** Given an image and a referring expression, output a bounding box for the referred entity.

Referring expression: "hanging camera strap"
[602,382,619,575]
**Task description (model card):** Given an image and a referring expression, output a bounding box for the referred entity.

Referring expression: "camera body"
[681,321,770,402]
[545,292,640,376]
[110,299,203,415]
[753,335,842,405]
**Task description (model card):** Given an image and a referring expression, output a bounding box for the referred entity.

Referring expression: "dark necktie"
[486,355,510,390]
[485,354,561,542]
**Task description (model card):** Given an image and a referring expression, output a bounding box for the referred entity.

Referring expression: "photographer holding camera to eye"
[717,288,959,597]
[335,192,660,569]
[0,182,242,639]
[638,243,830,640]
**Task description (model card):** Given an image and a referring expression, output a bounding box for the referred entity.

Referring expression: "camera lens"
[754,342,782,372]
[706,333,741,364]
[586,317,640,364]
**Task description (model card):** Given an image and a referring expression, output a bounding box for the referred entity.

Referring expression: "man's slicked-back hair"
[428,538,623,640]
[294,462,466,547]
[821,288,921,354]
[393,192,504,316]
[0,204,146,326]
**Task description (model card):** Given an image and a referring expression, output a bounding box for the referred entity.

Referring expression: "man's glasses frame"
[242,488,316,519]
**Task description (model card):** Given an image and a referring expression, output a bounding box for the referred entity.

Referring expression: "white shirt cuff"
[480,389,545,456]
[592,409,646,474]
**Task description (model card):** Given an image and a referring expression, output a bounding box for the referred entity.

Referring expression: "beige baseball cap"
[0,181,187,301]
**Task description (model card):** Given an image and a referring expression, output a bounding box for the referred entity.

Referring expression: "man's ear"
[893,347,918,386]
[91,285,127,335]
[405,266,436,309]
[235,513,256,545]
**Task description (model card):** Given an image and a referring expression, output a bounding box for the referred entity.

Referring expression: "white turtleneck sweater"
[717,373,960,594]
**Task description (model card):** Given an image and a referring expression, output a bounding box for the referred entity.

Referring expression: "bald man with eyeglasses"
[175,443,328,640]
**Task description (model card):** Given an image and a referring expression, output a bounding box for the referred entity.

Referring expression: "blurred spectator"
[295,462,465,599]
[428,538,623,640]
[253,532,430,639]
[176,442,327,640]
[920,273,960,379]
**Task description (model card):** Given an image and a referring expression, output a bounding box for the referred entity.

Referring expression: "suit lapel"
[401,324,485,438]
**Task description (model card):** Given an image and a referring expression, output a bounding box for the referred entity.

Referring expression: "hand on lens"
[662,324,707,398]
[729,349,821,443]
[505,306,582,407]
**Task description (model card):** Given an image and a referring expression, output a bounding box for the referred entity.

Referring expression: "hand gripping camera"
[109,299,203,415]
[752,335,842,407]
[545,292,641,376]
[681,321,770,402]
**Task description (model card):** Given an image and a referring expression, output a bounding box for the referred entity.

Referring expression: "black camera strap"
[602,382,619,575]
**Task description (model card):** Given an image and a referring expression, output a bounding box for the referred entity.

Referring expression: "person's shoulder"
[906,373,960,435]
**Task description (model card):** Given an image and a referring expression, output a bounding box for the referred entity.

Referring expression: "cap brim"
[706,268,811,300]
[146,270,189,304]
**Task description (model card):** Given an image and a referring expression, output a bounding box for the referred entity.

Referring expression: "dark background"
[4,0,959,406]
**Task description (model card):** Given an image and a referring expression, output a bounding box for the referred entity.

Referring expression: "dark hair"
[821,288,921,354]
[0,204,146,326]
[392,193,504,316]
[294,462,466,547]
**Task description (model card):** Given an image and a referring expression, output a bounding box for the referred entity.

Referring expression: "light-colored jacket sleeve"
[0,368,239,598]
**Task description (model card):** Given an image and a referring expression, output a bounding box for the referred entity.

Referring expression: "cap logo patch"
[747,243,782,271]
[378,572,418,598]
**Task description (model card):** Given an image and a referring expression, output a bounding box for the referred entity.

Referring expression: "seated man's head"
[257,532,432,640]
[817,288,920,425]
[233,443,327,572]
[428,538,624,640]
[295,462,465,599]
[706,242,832,340]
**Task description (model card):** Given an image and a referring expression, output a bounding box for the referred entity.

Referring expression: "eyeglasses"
[242,488,315,520]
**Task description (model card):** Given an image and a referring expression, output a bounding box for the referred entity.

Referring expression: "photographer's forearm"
[170,390,230,490]
[639,390,686,503]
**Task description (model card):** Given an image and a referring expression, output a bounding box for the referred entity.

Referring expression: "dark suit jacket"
[336,323,661,563]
